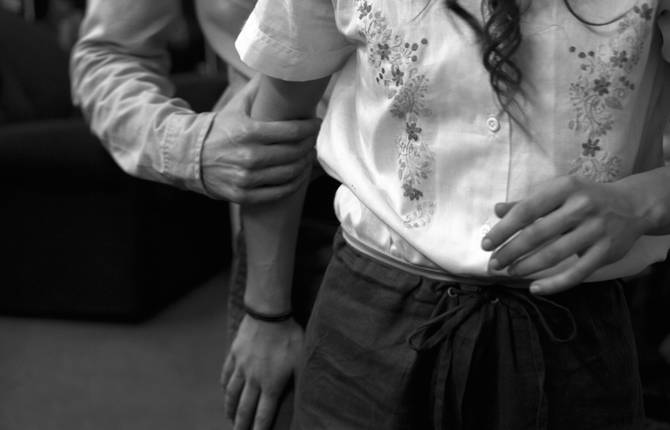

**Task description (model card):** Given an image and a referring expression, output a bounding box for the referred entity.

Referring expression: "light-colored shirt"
[70,0,255,194]
[237,0,670,282]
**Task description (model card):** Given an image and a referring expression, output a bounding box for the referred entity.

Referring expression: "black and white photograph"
[1,0,670,429]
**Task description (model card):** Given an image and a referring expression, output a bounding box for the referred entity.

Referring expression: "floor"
[0,271,233,430]
[2,269,669,430]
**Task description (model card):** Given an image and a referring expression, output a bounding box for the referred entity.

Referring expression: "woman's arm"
[221,75,330,430]
[243,77,331,312]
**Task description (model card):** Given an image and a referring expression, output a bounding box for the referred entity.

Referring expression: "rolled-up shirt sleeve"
[235,0,355,81]
[70,0,214,194]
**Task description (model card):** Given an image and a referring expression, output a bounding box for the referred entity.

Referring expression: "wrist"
[243,281,292,316]
[616,168,670,235]
[198,111,218,199]
[244,303,293,323]
[244,263,293,314]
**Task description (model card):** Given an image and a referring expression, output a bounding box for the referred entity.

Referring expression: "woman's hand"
[202,76,320,204]
[482,175,652,295]
[221,315,304,430]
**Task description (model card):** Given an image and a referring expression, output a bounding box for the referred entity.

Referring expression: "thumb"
[222,74,262,115]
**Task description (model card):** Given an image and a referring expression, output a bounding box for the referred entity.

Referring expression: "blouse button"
[486,116,501,133]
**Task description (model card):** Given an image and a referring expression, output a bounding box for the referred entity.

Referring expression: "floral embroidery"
[581,138,601,157]
[567,2,653,183]
[570,153,623,184]
[356,0,435,228]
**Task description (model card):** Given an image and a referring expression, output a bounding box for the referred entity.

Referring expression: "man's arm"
[71,0,320,202]
[71,0,206,191]
[220,75,329,430]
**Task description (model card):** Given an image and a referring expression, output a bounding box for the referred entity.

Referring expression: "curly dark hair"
[445,0,523,113]
[443,0,632,115]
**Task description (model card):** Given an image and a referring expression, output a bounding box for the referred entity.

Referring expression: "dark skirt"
[291,231,645,430]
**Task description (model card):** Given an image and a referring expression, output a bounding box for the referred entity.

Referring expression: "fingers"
[227,138,316,170]
[220,352,235,389]
[225,370,245,421]
[234,383,261,430]
[252,393,280,430]
[503,221,602,277]
[494,201,515,218]
[221,166,312,205]
[483,178,575,251]
[530,241,609,295]
[244,168,312,204]
[204,141,315,203]
[232,154,313,189]
[488,202,586,272]
[245,118,322,146]
[246,161,312,188]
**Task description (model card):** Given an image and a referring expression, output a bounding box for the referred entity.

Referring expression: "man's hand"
[481,175,650,295]
[202,76,321,204]
[221,315,304,430]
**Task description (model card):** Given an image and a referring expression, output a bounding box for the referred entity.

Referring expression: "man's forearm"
[243,76,330,313]
[71,0,212,193]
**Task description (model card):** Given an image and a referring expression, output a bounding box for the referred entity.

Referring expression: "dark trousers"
[291,232,645,430]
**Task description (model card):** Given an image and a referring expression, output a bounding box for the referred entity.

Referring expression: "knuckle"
[571,192,595,213]
[563,209,586,227]
[224,389,236,402]
[236,147,258,168]
[225,126,246,146]
[248,121,263,136]
[234,168,254,187]
[515,205,538,225]
[237,121,257,139]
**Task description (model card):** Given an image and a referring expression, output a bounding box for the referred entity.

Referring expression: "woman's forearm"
[243,76,330,313]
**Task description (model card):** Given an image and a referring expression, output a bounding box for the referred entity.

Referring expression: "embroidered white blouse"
[237,0,670,281]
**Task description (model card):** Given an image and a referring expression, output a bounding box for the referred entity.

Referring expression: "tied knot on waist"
[407,284,577,351]
[406,283,578,430]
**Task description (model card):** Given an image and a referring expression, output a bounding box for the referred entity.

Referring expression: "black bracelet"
[244,303,293,323]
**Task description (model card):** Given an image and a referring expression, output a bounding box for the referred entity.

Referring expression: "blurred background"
[0,1,668,429]
[0,1,235,429]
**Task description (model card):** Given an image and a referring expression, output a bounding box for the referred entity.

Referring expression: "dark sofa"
[0,8,233,320]
[0,74,232,321]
